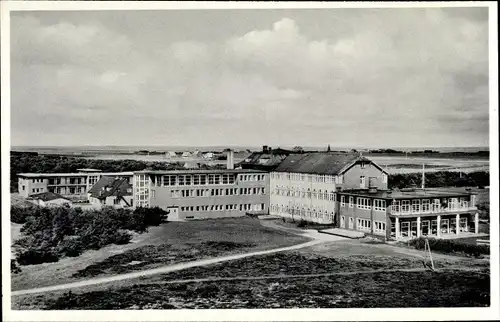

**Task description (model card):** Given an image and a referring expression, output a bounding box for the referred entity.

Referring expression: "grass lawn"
[11,218,309,291]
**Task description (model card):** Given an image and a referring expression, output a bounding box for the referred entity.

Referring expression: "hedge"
[409,237,489,257]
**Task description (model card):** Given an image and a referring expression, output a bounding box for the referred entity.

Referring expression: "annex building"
[17,169,133,200]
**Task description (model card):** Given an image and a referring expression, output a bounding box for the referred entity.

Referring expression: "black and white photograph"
[1,1,498,321]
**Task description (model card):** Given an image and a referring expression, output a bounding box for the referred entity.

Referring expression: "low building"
[337,187,479,240]
[270,152,388,224]
[238,146,295,171]
[17,171,133,200]
[133,169,269,221]
[88,177,133,208]
[27,192,72,207]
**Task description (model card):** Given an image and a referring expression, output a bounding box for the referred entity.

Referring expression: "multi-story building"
[337,187,479,240]
[269,152,388,224]
[17,170,133,200]
[133,169,269,221]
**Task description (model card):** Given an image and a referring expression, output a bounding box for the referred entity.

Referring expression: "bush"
[16,248,59,265]
[11,259,22,274]
[56,237,84,257]
[112,231,132,245]
[409,237,489,257]
[11,205,33,224]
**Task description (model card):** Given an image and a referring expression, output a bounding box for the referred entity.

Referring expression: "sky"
[10,7,490,148]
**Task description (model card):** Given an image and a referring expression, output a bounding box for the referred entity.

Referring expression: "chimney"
[262,145,268,153]
[226,149,234,170]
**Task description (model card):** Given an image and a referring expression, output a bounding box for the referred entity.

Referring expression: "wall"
[269,172,337,224]
[18,178,48,197]
[341,162,388,190]
[338,194,388,236]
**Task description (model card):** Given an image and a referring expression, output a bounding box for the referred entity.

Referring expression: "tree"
[327,144,331,152]
[292,146,304,153]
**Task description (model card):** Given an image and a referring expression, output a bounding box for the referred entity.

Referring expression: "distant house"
[87,177,133,208]
[238,145,295,171]
[183,162,201,169]
[202,152,214,159]
[182,151,192,158]
[165,151,177,158]
[28,192,72,207]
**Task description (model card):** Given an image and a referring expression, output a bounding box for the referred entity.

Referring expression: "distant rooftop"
[340,188,476,199]
[135,169,266,175]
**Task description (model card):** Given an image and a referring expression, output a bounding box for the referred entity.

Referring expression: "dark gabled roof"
[29,192,69,202]
[88,176,132,199]
[274,152,380,175]
[238,150,293,168]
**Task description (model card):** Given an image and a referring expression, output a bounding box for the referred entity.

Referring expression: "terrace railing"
[389,202,476,215]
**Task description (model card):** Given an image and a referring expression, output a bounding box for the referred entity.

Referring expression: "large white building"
[269,153,388,224]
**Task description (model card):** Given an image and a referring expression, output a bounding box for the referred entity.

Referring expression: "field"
[11,218,309,291]
[12,239,490,309]
[369,156,489,174]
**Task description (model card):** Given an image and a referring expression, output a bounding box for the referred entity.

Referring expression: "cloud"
[10,9,489,147]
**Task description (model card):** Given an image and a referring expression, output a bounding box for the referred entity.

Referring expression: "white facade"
[270,172,338,224]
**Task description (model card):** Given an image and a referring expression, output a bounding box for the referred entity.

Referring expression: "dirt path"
[12,237,338,297]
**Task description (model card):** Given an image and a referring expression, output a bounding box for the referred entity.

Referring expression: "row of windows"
[166,187,266,198]
[273,187,336,201]
[180,204,265,212]
[392,197,472,213]
[270,204,334,216]
[339,196,387,212]
[341,217,386,233]
[146,174,267,187]
[271,172,344,184]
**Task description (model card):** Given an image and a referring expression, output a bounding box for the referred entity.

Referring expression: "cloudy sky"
[10,7,489,148]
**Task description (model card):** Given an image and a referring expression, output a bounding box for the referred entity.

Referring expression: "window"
[349,217,354,229]
[338,175,344,184]
[422,199,430,212]
[357,197,371,210]
[401,200,410,213]
[360,162,366,169]
[374,199,386,212]
[382,174,388,183]
[349,197,354,208]
[178,175,185,186]
[340,216,346,228]
[374,221,386,233]
[114,198,120,205]
[357,218,371,231]
[340,196,346,207]
[360,176,366,188]
[411,199,421,213]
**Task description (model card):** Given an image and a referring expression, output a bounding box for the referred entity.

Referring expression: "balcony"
[389,202,477,216]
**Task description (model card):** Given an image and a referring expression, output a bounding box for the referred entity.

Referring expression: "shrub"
[11,205,33,224]
[112,231,132,245]
[297,220,307,228]
[16,248,59,265]
[409,237,489,257]
[11,259,22,274]
[56,237,84,257]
